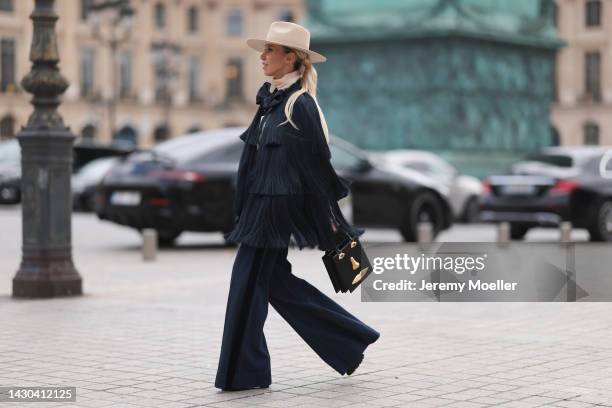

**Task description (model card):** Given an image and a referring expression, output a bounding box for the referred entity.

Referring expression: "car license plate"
[501,185,536,195]
[110,191,141,206]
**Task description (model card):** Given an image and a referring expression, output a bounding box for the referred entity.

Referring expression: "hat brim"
[246,38,327,63]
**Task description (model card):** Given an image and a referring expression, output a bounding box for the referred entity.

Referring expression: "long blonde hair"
[278,48,330,144]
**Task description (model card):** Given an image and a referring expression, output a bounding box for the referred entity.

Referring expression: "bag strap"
[329,202,354,244]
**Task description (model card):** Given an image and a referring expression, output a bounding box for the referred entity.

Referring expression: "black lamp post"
[13,0,82,298]
[88,0,134,142]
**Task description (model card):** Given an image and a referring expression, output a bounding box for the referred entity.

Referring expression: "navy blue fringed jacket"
[224,80,365,251]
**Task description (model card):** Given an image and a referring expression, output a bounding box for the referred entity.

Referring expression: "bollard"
[497,222,510,244]
[417,222,433,244]
[560,221,572,243]
[142,229,158,261]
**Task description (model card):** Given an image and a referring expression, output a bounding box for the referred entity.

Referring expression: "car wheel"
[157,230,182,247]
[461,196,480,223]
[588,200,612,242]
[400,191,444,242]
[510,223,529,240]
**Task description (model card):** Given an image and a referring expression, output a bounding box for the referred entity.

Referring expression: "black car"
[0,138,134,205]
[96,127,454,246]
[480,146,612,241]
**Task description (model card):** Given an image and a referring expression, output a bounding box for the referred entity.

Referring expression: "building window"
[80,47,96,98]
[80,0,93,21]
[115,126,138,147]
[0,0,15,11]
[585,51,601,101]
[155,2,166,30]
[225,58,243,101]
[119,50,132,98]
[0,0,13,12]
[278,9,294,22]
[0,115,15,139]
[586,0,602,27]
[154,124,170,143]
[226,9,243,37]
[153,61,169,102]
[187,126,202,134]
[80,124,97,141]
[1,38,16,93]
[584,122,600,145]
[188,56,201,102]
[188,6,199,33]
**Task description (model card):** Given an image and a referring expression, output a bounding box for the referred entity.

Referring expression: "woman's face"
[260,43,295,78]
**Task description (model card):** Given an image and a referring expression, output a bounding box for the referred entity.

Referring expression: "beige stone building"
[552,0,612,146]
[0,0,303,147]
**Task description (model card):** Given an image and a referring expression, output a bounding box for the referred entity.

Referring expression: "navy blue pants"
[214,243,380,391]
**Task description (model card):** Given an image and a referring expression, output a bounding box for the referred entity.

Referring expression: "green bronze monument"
[307,0,564,177]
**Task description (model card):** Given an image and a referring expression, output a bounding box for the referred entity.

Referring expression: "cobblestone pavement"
[0,207,611,408]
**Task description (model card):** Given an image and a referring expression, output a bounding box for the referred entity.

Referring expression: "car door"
[329,143,397,227]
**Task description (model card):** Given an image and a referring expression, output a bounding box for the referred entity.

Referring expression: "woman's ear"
[285,51,297,67]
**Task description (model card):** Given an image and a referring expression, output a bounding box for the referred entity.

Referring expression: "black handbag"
[322,228,373,293]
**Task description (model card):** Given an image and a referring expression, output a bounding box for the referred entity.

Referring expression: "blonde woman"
[215,22,380,391]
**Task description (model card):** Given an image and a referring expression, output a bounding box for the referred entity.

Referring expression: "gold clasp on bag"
[351,267,369,285]
[350,256,359,270]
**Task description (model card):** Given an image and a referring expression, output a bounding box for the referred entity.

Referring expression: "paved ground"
[0,206,611,408]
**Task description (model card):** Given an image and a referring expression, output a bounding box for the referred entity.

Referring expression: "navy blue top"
[224,80,365,251]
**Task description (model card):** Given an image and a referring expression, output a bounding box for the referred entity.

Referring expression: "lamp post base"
[13,253,82,298]
[13,275,82,298]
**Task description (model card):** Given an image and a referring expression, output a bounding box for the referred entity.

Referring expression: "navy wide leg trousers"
[214,243,380,391]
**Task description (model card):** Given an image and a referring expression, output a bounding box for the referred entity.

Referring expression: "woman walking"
[215,21,380,391]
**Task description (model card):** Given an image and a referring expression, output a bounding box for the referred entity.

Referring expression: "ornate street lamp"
[13,0,82,297]
[88,0,134,142]
[150,40,182,142]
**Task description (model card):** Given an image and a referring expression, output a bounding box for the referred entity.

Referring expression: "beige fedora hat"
[247,21,327,63]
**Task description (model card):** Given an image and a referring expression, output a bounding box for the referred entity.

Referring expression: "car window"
[429,157,456,176]
[154,133,239,162]
[597,150,612,178]
[78,158,118,178]
[187,142,243,164]
[330,144,362,170]
[0,140,20,163]
[523,153,573,167]
[403,161,430,173]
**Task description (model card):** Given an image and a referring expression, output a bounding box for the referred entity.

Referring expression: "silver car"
[72,156,120,211]
[369,149,483,222]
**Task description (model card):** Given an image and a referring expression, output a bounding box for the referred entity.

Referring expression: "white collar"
[269,70,301,92]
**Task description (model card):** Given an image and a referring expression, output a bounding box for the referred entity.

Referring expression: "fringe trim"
[224,193,364,251]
